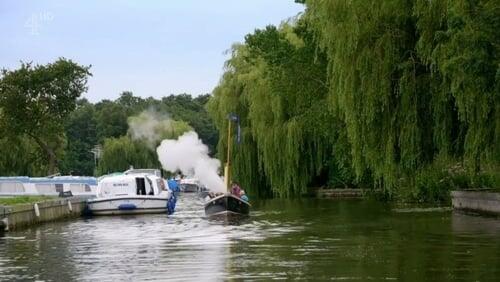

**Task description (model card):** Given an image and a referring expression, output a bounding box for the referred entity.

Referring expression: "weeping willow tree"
[97,136,159,175]
[0,136,49,176]
[304,0,435,194]
[305,0,499,196]
[208,20,356,197]
[415,0,500,170]
[209,0,499,200]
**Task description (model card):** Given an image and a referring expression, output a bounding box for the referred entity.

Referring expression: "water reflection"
[452,211,500,235]
[1,197,500,281]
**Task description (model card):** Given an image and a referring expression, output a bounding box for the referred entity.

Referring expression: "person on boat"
[167,178,179,192]
[231,182,241,197]
[240,190,249,202]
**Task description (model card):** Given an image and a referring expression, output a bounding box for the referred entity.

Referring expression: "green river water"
[1,195,499,281]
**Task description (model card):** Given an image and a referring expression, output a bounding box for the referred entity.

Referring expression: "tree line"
[0,59,218,177]
[207,0,499,202]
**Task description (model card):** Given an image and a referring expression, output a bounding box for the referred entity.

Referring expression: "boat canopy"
[0,176,97,186]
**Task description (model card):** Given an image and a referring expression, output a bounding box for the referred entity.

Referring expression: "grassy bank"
[0,196,57,206]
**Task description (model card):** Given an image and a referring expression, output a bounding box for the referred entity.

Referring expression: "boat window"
[36,184,56,194]
[136,178,146,195]
[70,184,85,193]
[55,184,64,193]
[157,179,166,191]
[145,177,155,195]
[84,184,91,192]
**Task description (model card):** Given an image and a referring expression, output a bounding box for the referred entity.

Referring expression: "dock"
[0,196,90,231]
[451,190,500,215]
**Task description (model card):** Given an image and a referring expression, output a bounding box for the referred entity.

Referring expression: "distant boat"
[0,176,97,197]
[179,178,202,193]
[204,113,250,218]
[87,172,176,216]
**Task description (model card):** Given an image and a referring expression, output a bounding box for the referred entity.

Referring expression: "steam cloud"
[128,110,169,147]
[156,131,226,193]
[128,109,191,149]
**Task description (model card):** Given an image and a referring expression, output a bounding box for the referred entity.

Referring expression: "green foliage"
[95,100,130,142]
[97,136,159,175]
[159,94,218,154]
[208,0,499,202]
[60,100,98,176]
[0,59,217,176]
[0,196,56,206]
[92,93,214,175]
[0,58,91,174]
[208,21,357,197]
[0,136,48,176]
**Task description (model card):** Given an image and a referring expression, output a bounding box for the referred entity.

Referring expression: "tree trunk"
[30,135,58,175]
[47,151,57,175]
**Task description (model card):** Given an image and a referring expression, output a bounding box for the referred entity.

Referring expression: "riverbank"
[0,196,89,231]
[0,196,56,206]
[310,188,364,199]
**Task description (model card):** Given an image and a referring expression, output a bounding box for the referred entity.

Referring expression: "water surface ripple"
[1,196,500,281]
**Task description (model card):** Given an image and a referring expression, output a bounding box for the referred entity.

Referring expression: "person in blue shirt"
[167,178,180,192]
[240,190,249,202]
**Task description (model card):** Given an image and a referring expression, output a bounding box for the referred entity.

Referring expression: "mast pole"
[224,118,232,192]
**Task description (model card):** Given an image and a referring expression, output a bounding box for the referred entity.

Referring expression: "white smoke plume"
[156,131,226,193]
[128,110,167,146]
[128,109,191,148]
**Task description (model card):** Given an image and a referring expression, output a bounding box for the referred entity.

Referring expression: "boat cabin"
[97,174,167,198]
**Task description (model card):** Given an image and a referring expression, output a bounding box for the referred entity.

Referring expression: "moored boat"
[87,173,176,215]
[0,176,97,197]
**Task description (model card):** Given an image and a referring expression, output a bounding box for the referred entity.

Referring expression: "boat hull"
[204,194,250,217]
[87,196,169,215]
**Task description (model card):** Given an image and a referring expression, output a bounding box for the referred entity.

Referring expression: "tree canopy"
[0,58,91,174]
[0,61,218,176]
[207,0,500,201]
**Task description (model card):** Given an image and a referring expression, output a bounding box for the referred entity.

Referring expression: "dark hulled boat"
[204,193,250,218]
[205,113,251,219]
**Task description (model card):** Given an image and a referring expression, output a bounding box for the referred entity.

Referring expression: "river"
[1,195,500,281]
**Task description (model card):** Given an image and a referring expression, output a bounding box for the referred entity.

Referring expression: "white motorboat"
[87,173,176,215]
[179,178,202,193]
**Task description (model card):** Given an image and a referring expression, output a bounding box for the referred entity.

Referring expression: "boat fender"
[118,203,137,210]
[67,200,73,212]
[34,203,40,217]
[166,194,177,215]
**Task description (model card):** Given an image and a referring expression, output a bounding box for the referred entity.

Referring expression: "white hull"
[87,196,169,215]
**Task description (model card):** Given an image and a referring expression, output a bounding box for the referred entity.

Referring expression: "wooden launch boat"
[204,113,250,218]
[204,193,250,217]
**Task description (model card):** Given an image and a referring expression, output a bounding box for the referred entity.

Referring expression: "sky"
[0,1,304,102]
